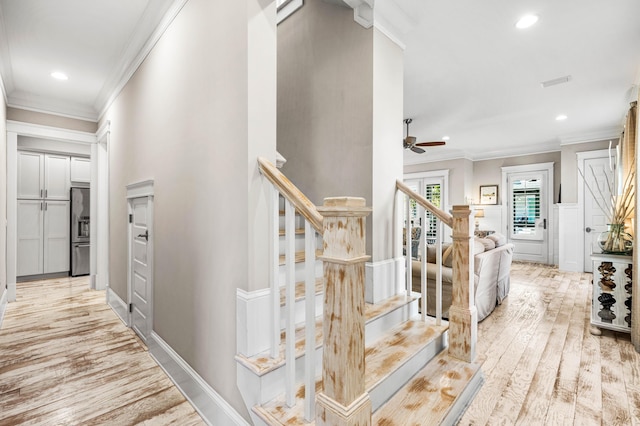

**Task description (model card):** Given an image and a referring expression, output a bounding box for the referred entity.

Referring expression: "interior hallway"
[0,276,204,425]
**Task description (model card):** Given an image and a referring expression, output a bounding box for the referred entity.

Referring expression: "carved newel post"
[316,197,372,426]
[448,205,478,362]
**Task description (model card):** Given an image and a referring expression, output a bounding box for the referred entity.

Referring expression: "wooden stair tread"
[278,228,305,236]
[252,318,450,425]
[278,250,323,266]
[373,352,486,425]
[279,278,323,306]
[235,295,418,376]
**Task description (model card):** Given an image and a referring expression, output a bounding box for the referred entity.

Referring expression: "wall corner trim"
[148,332,250,426]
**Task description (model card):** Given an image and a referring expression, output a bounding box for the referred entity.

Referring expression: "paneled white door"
[129,196,153,341]
[17,200,44,276]
[583,156,615,272]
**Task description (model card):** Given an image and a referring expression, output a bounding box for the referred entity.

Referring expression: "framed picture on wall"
[480,185,498,205]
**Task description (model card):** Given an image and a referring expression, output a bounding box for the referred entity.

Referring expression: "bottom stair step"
[373,351,486,426]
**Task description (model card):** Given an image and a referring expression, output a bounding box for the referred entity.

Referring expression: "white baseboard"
[365,258,403,304]
[0,288,7,329]
[237,288,272,357]
[106,287,129,326]
[148,332,250,426]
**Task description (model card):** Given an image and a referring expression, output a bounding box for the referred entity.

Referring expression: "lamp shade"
[475,209,485,218]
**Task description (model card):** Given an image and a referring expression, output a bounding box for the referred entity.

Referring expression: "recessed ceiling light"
[516,14,539,29]
[556,114,568,121]
[50,71,68,81]
[442,136,450,141]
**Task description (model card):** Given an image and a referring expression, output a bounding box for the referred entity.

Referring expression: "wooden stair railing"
[396,180,477,363]
[258,157,322,420]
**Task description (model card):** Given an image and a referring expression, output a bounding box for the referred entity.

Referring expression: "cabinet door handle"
[45,189,48,198]
[44,202,47,211]
[40,202,43,211]
[40,189,43,198]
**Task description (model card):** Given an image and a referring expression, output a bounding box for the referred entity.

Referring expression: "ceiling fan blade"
[410,146,426,154]
[415,141,446,147]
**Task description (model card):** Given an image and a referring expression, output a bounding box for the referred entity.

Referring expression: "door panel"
[583,157,614,272]
[130,196,152,341]
[45,154,70,200]
[44,201,70,273]
[17,200,44,276]
[17,152,44,199]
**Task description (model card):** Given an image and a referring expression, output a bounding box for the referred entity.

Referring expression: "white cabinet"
[17,200,44,276]
[17,151,70,200]
[70,157,91,183]
[17,150,71,277]
[17,200,70,276]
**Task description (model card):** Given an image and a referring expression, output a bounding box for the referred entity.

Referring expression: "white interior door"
[507,170,550,263]
[129,196,153,341]
[583,156,615,272]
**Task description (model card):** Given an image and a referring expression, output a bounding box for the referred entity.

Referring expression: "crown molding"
[6,120,97,143]
[7,92,98,122]
[559,127,621,145]
[323,0,373,28]
[277,0,304,24]
[97,0,189,120]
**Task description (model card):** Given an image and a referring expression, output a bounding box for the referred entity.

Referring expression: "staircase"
[236,158,484,425]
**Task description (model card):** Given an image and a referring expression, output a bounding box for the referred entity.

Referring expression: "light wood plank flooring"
[0,276,204,425]
[460,262,640,426]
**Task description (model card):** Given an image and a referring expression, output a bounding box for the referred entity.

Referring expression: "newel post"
[316,197,372,426]
[448,205,478,362]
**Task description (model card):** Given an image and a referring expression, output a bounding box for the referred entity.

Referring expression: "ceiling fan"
[403,118,446,153]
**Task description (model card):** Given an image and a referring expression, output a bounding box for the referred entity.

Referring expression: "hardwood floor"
[460,262,640,426]
[2,265,639,426]
[0,276,204,425]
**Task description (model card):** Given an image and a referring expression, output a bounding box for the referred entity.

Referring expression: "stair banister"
[258,157,323,419]
[396,180,477,362]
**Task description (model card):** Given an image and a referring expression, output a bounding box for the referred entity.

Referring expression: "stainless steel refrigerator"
[70,187,90,276]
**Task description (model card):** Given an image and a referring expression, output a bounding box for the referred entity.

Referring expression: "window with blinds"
[424,184,441,242]
[512,178,540,236]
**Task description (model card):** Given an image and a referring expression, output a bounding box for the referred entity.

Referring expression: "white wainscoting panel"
[148,332,250,426]
[237,287,272,357]
[365,258,401,303]
[106,287,129,326]
[558,204,580,272]
[553,205,560,266]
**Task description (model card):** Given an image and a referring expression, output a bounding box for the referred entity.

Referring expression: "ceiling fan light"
[516,14,539,29]
[442,136,450,141]
[556,114,568,121]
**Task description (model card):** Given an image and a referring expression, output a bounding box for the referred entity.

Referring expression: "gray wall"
[560,139,618,203]
[0,88,6,304]
[404,158,474,206]
[99,0,275,420]
[277,0,374,251]
[474,152,562,204]
[7,107,97,133]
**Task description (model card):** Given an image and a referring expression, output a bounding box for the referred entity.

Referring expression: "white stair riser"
[365,298,419,346]
[280,291,324,330]
[240,300,422,407]
[278,260,323,284]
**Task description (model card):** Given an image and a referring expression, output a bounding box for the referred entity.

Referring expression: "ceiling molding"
[97,0,189,121]
[7,120,97,144]
[559,127,621,146]
[0,70,7,104]
[373,0,419,51]
[277,0,304,24]
[7,92,98,122]
[323,0,373,28]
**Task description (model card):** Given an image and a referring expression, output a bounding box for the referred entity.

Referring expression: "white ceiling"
[400,0,640,164]
[0,0,638,164]
[0,0,177,120]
